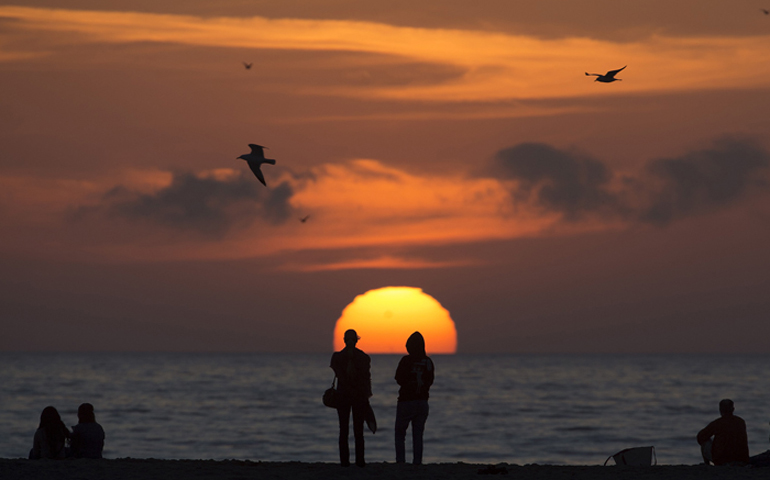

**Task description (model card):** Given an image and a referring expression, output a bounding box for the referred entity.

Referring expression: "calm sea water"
[1,353,768,465]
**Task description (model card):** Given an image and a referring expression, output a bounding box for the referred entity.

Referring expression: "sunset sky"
[2,0,769,353]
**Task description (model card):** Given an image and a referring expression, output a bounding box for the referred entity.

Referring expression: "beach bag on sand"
[323,376,340,408]
[604,446,656,466]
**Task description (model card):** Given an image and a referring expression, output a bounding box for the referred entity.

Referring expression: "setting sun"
[333,286,457,354]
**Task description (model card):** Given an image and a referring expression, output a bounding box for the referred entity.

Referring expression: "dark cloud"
[83,171,294,236]
[490,138,769,224]
[493,143,618,220]
[642,138,769,224]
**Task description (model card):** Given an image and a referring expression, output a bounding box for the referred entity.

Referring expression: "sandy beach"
[1,459,768,480]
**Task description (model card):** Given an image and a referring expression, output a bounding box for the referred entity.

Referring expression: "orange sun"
[333,286,457,354]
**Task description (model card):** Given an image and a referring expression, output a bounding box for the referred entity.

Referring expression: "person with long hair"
[330,329,372,467]
[29,406,70,459]
[70,403,106,458]
[394,331,434,465]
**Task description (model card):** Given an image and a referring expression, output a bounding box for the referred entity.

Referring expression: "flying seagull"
[300,215,310,223]
[238,144,275,186]
[243,62,253,69]
[585,65,626,83]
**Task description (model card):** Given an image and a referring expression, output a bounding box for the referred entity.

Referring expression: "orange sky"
[1,1,769,352]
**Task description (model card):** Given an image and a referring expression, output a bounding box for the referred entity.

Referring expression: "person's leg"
[351,401,367,467]
[394,401,413,463]
[701,439,713,465]
[337,403,351,466]
[411,401,429,465]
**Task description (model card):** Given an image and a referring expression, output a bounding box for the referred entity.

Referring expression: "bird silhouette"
[243,62,253,69]
[300,215,310,223]
[237,144,275,186]
[585,65,626,83]
[762,8,769,14]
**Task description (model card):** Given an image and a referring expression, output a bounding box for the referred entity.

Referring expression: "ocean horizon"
[2,353,768,465]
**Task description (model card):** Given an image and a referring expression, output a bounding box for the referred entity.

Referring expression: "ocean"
[1,353,768,465]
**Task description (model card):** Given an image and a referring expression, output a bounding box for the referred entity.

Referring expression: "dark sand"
[1,459,767,480]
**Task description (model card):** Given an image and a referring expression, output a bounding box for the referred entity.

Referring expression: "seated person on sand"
[30,406,70,459]
[697,399,749,465]
[70,403,106,459]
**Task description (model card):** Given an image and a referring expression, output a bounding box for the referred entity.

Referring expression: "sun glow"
[333,286,457,354]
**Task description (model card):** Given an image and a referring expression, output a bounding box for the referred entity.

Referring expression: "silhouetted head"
[344,329,359,348]
[38,406,69,451]
[406,331,426,357]
[719,399,735,416]
[78,403,96,424]
[39,406,62,429]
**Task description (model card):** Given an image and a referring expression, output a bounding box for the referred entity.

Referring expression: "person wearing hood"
[394,331,434,465]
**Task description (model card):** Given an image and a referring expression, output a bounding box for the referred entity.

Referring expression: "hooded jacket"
[395,332,434,402]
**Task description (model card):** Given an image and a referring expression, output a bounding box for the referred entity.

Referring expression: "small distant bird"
[762,8,769,14]
[243,62,253,69]
[585,65,626,83]
[238,144,275,186]
[300,215,310,223]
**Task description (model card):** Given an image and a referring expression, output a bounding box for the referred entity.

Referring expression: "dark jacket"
[330,347,372,402]
[395,332,434,402]
[697,414,750,465]
[30,427,68,459]
[70,422,106,459]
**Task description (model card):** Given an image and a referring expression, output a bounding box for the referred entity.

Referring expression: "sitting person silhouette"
[697,399,749,465]
[29,406,70,459]
[70,403,106,458]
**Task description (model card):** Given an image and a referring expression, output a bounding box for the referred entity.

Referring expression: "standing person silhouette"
[330,329,372,467]
[394,331,434,465]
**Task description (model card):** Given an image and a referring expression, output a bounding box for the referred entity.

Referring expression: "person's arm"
[99,424,106,457]
[69,426,80,457]
[395,357,409,386]
[697,420,717,445]
[739,418,749,460]
[425,358,435,389]
[365,354,372,398]
[330,352,338,376]
[30,429,42,459]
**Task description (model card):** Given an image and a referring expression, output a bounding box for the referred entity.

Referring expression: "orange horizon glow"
[3,6,770,103]
[333,286,457,354]
[0,158,622,265]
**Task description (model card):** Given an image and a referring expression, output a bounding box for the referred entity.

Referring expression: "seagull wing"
[606,66,626,78]
[246,160,267,186]
[248,144,266,159]
[585,72,601,76]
